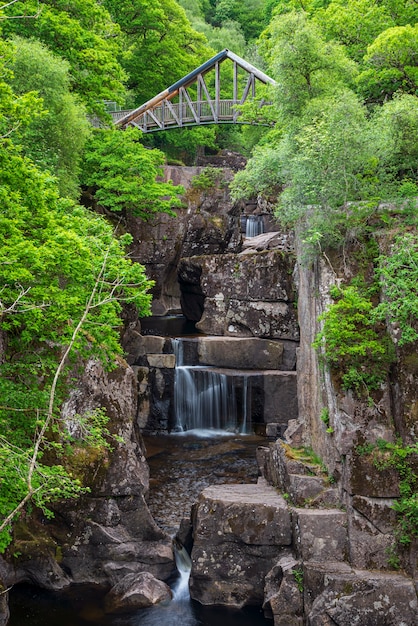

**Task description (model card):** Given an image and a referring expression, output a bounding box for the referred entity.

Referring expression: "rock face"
[57,360,174,586]
[0,358,174,614]
[126,165,242,316]
[179,249,299,340]
[189,481,292,608]
[183,221,417,625]
[188,442,418,625]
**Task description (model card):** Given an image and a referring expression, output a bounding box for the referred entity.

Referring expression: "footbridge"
[112,49,276,133]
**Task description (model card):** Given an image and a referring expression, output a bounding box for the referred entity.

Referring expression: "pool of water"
[9,583,270,626]
[9,432,271,625]
[143,431,263,535]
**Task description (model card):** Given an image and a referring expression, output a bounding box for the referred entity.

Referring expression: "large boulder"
[189,480,292,608]
[178,249,299,340]
[104,572,172,613]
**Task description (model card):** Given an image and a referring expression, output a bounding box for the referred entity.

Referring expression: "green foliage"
[316,0,394,62]
[0,439,87,552]
[260,10,357,121]
[9,37,90,199]
[357,24,418,104]
[81,128,184,218]
[375,232,418,347]
[1,0,126,113]
[191,166,223,190]
[370,94,418,188]
[103,0,211,105]
[320,407,329,426]
[0,39,43,139]
[230,133,284,200]
[313,284,395,394]
[0,134,154,548]
[292,566,304,592]
[212,0,266,41]
[188,18,246,56]
[357,439,418,545]
[278,91,373,217]
[0,142,153,355]
[145,126,217,166]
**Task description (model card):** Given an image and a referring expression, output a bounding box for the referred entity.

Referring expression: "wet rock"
[189,480,292,608]
[104,572,172,614]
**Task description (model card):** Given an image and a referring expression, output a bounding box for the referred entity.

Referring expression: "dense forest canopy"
[0,0,417,550]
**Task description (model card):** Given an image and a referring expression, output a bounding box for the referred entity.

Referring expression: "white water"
[172,339,251,433]
[172,543,192,601]
[245,215,264,238]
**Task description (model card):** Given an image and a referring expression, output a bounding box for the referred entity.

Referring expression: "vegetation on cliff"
[0,0,416,563]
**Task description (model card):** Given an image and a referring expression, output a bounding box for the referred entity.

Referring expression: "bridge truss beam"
[113,49,276,133]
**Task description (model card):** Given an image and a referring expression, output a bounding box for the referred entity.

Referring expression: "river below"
[9,432,272,625]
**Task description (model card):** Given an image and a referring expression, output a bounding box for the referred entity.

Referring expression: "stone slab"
[197,336,284,370]
[193,482,292,546]
[293,509,348,563]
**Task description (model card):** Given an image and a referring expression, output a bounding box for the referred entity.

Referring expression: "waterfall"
[245,215,264,238]
[172,339,251,433]
[172,542,192,602]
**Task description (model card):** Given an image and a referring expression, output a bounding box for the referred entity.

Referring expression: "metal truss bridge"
[112,49,276,133]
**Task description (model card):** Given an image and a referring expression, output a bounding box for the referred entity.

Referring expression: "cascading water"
[245,215,264,238]
[172,338,251,433]
[172,541,192,602]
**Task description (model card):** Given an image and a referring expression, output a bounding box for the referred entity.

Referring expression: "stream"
[9,432,271,625]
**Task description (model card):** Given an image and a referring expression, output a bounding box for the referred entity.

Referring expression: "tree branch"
[0,248,112,536]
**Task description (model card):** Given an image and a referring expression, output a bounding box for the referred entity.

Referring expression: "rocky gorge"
[0,161,417,625]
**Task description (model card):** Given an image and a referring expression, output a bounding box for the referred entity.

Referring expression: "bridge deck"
[110,99,257,132]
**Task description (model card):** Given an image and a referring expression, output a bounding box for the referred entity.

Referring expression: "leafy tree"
[1,0,126,113]
[103,0,211,105]
[0,138,155,550]
[0,38,42,138]
[212,0,266,41]
[186,18,246,56]
[81,128,184,219]
[145,126,217,165]
[380,0,418,26]
[230,129,285,200]
[315,0,394,62]
[0,39,154,550]
[370,94,418,188]
[357,24,418,104]
[260,10,357,122]
[277,91,374,223]
[9,37,90,199]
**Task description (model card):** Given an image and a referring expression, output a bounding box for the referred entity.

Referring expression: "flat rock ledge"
[190,480,292,608]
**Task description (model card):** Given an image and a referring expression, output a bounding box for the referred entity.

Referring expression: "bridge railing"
[110,99,242,130]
